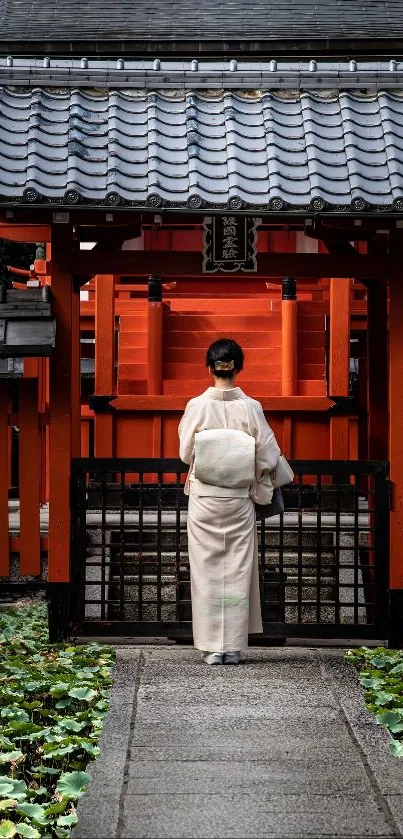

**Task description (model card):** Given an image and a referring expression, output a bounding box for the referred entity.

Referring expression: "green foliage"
[346,646,403,757]
[0,605,114,838]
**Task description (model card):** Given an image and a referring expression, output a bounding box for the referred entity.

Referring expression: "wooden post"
[38,357,48,505]
[389,259,403,644]
[281,277,297,397]
[367,281,388,460]
[94,274,116,457]
[147,276,163,395]
[48,223,80,593]
[18,378,41,575]
[0,383,9,575]
[329,277,350,459]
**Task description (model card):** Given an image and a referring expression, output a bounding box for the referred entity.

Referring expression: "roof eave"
[2,36,403,56]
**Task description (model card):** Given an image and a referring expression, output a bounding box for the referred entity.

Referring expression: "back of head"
[206,338,244,379]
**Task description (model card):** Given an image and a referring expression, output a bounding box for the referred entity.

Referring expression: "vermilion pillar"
[48,222,81,633]
[94,274,116,457]
[18,377,40,575]
[0,383,9,576]
[147,276,163,396]
[388,261,403,645]
[147,276,163,458]
[367,281,388,460]
[281,277,297,397]
[329,277,350,459]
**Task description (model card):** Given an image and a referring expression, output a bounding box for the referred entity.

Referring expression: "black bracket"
[327,396,357,415]
[89,394,117,413]
[73,274,92,293]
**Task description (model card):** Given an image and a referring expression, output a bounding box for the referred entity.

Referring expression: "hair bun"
[214,360,235,371]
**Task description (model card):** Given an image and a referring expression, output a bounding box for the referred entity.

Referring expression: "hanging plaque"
[202,216,261,273]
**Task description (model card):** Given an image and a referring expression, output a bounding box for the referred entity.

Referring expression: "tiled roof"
[1,88,403,213]
[1,57,403,90]
[1,0,403,42]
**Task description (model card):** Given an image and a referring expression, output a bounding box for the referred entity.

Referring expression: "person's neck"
[213,379,236,391]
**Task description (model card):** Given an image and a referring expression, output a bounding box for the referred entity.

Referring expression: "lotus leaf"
[67,689,97,702]
[56,772,90,800]
[15,804,47,826]
[0,820,16,837]
[0,780,27,801]
[0,605,114,837]
[15,824,41,839]
[56,815,77,828]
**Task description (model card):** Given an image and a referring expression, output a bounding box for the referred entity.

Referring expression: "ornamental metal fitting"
[282,276,297,300]
[148,275,163,302]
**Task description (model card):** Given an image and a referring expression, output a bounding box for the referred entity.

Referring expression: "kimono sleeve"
[253,402,281,480]
[178,400,198,465]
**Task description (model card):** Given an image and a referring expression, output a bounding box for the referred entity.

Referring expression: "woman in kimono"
[178,338,280,665]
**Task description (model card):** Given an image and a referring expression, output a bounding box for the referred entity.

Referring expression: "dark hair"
[206,338,244,379]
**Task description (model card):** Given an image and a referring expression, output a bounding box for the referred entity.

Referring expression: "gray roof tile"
[0,88,403,212]
[1,0,403,42]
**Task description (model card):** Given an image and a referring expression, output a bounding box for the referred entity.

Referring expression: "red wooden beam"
[0,224,50,242]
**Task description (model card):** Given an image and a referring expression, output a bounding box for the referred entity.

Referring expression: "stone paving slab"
[120,792,392,839]
[125,759,373,796]
[74,647,403,839]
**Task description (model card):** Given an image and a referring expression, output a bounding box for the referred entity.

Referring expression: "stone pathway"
[74,647,403,839]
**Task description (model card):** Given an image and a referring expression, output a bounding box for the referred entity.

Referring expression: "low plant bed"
[0,603,115,838]
[346,646,403,758]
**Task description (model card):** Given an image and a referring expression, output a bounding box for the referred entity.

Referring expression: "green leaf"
[0,803,15,812]
[49,684,70,698]
[42,744,75,759]
[44,798,69,817]
[15,825,41,839]
[0,753,23,766]
[372,691,396,706]
[0,780,27,802]
[56,814,78,828]
[0,711,29,724]
[359,676,384,689]
[31,789,47,799]
[68,688,97,702]
[57,771,91,800]
[57,719,86,733]
[376,711,403,733]
[33,766,61,777]
[0,741,13,752]
[54,700,71,710]
[54,828,70,839]
[15,804,47,826]
[389,739,403,758]
[79,742,100,757]
[0,820,16,838]
[369,654,393,668]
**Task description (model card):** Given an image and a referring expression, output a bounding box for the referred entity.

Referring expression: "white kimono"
[178,386,280,653]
